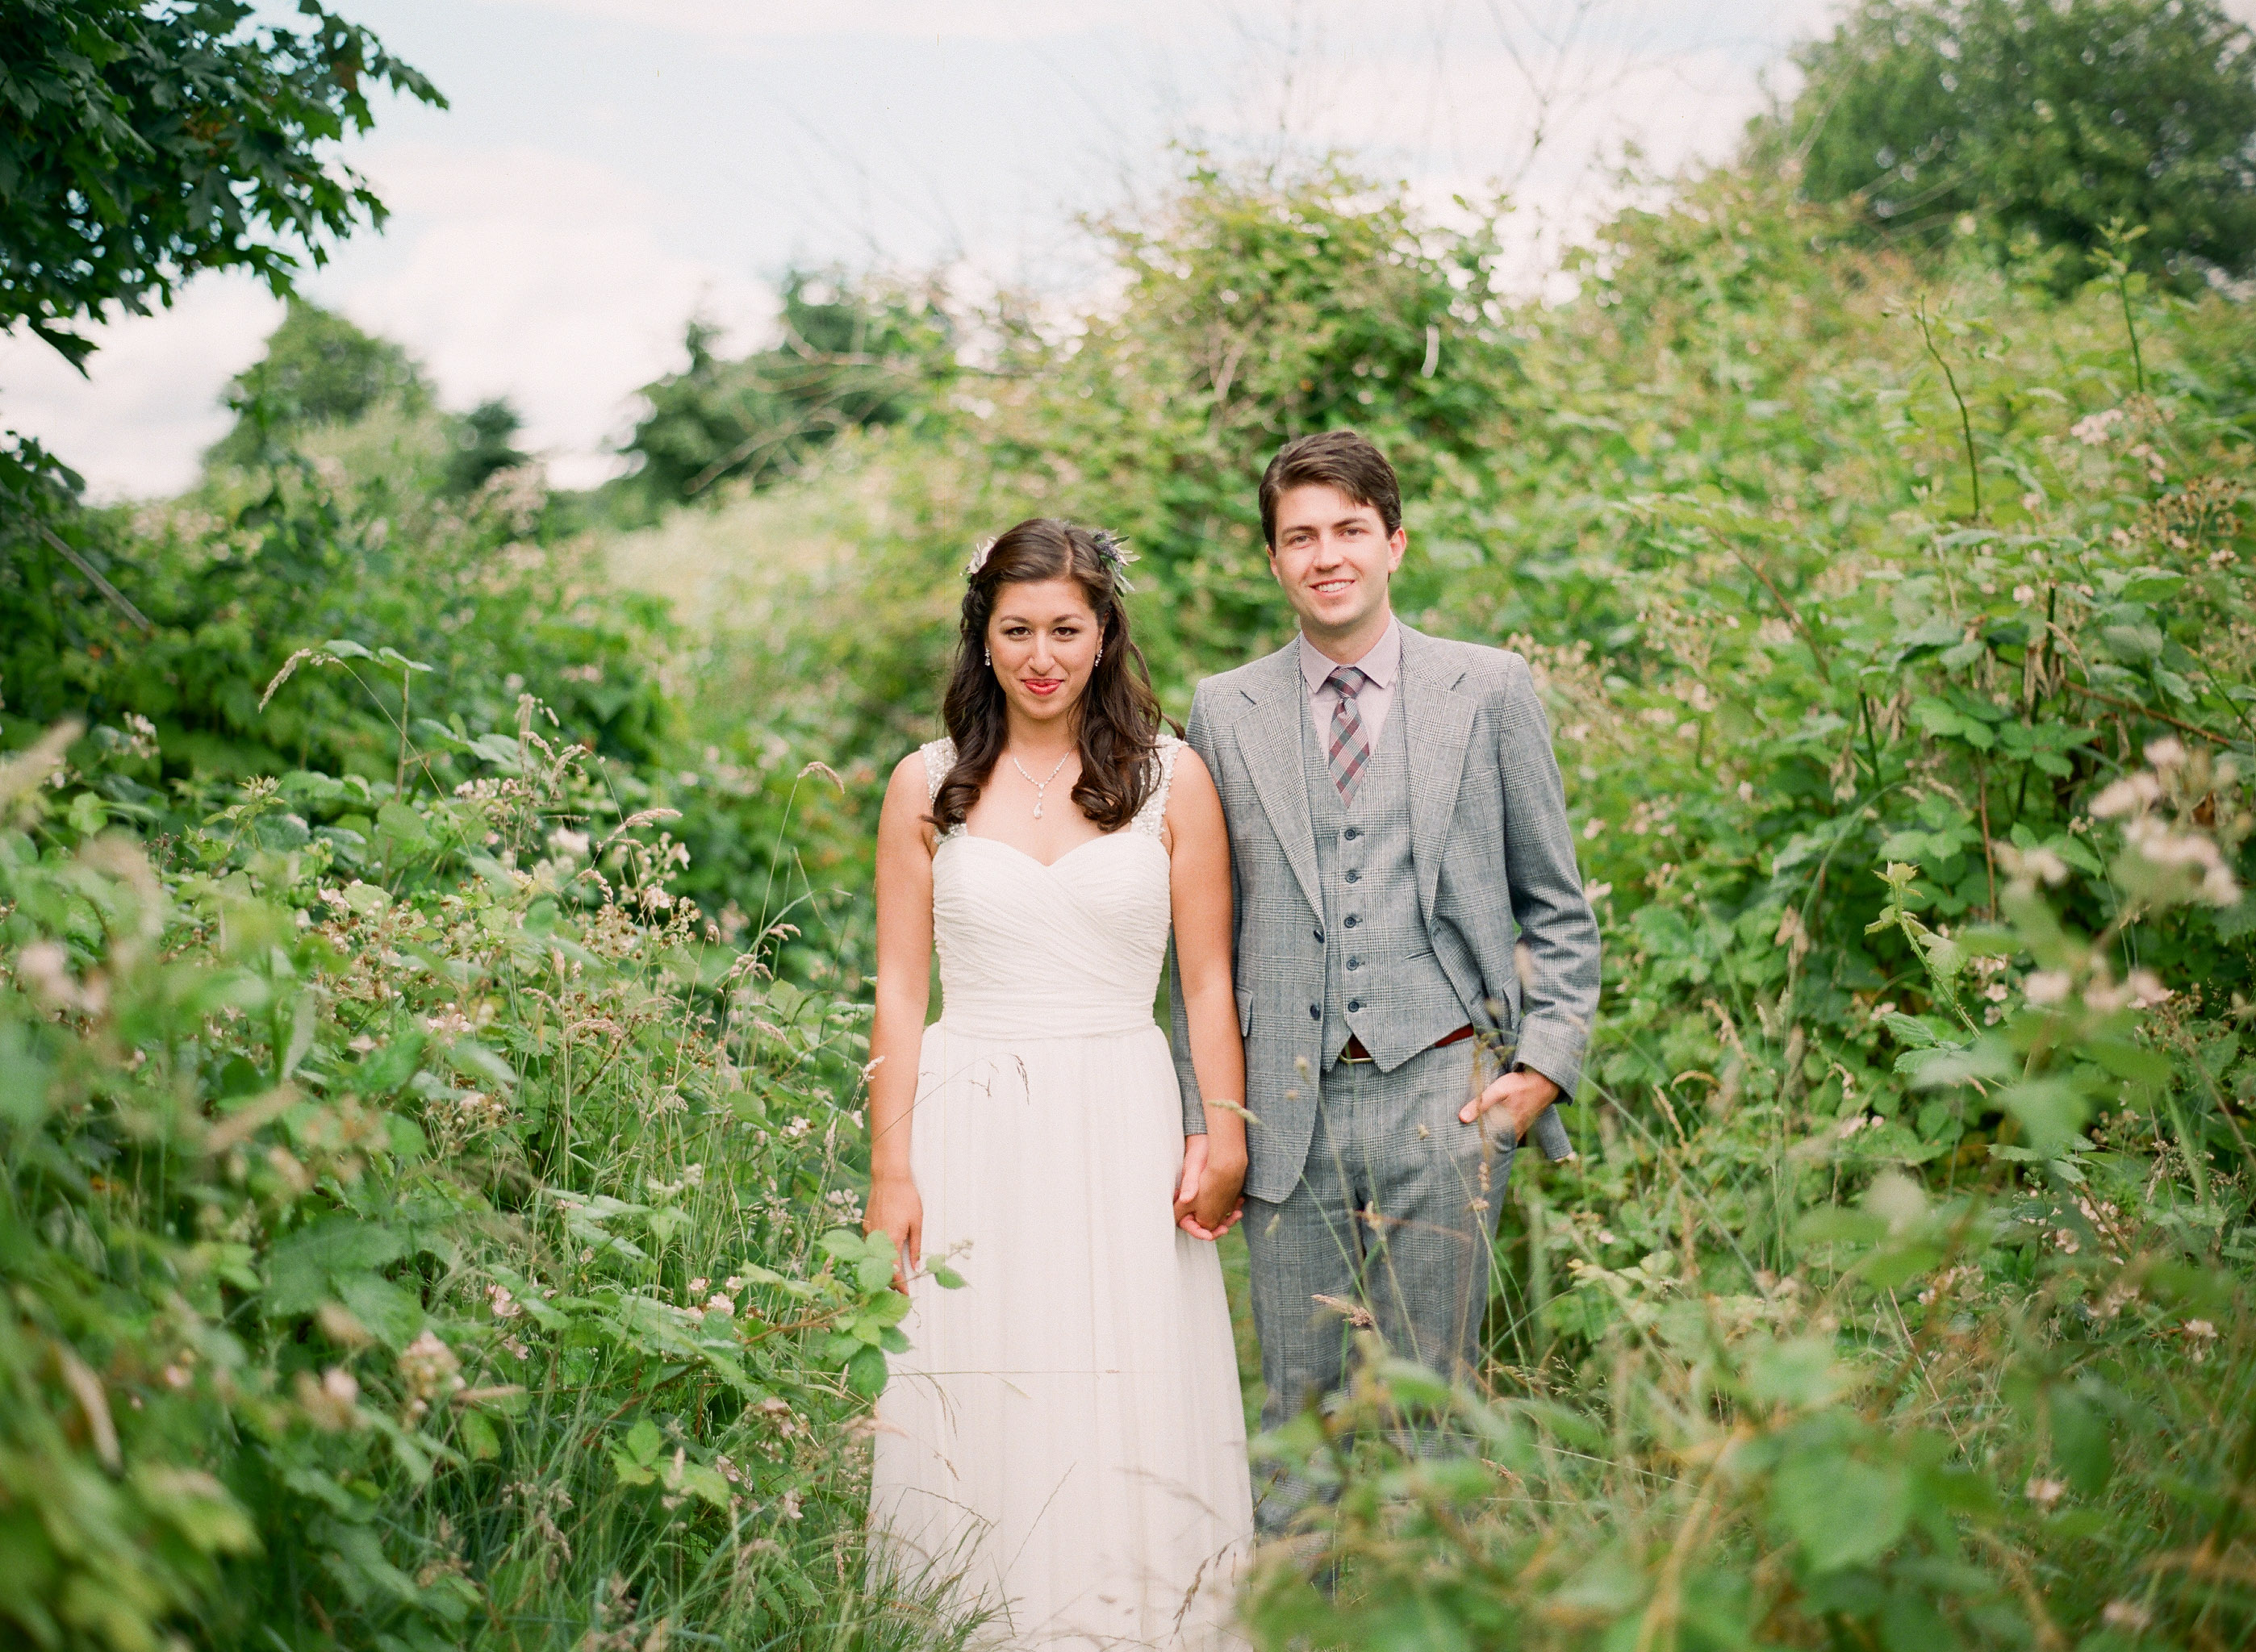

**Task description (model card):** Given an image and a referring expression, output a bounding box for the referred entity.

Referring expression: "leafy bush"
[0,0,442,369]
[0,689,952,1651]
[1782,0,2256,283]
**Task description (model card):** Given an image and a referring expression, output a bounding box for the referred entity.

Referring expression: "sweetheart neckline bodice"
[941,826,1168,873]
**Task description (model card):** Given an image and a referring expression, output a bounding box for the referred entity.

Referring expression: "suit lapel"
[1231,645,1323,920]
[1398,626,1476,924]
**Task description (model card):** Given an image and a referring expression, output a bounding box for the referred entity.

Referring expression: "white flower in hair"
[965,536,997,578]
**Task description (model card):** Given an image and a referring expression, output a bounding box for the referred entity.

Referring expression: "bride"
[863,518,1255,1646]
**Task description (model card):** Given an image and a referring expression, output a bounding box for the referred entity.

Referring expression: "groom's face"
[1267,483,1406,647]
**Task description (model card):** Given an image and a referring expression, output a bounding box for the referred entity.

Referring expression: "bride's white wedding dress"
[871,734,1253,1649]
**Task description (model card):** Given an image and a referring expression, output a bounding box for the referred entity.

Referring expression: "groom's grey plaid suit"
[1169,624,1599,1531]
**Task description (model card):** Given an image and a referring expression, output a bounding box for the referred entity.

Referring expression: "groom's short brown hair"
[1259,430,1402,547]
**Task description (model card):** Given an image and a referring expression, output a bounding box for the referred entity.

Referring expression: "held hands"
[1462,1064,1560,1141]
[864,1174,923,1291]
[1173,1133,1246,1241]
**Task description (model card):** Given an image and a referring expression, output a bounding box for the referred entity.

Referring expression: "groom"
[1170,429,1600,1533]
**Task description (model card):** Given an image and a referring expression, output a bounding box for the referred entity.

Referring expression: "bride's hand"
[1174,1136,1246,1241]
[865,1174,923,1290]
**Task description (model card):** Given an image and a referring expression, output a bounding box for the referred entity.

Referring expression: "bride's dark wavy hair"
[930,518,1168,834]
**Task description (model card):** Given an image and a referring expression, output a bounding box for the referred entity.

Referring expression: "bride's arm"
[866,751,936,1285]
[1165,747,1248,1238]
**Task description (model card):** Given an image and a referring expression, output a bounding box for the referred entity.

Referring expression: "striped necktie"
[1324,665,1372,803]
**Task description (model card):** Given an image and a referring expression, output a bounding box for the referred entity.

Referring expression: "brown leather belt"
[1341,1024,1476,1065]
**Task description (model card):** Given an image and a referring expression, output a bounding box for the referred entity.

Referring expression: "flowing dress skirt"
[870,1014,1252,1649]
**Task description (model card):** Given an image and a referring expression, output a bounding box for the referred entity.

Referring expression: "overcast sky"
[5,0,1853,498]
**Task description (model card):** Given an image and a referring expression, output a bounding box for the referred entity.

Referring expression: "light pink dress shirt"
[1298,616,1402,751]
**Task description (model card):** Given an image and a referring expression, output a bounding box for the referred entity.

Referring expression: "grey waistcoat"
[1302,696,1468,1070]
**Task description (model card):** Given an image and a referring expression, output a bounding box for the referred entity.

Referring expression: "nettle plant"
[0,685,934,1652]
[1242,750,2254,1651]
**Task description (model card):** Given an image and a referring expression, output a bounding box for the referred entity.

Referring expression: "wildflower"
[488,1285,524,1320]
[723,1274,744,1292]
[399,1331,463,1417]
[780,1490,804,1521]
[2070,407,2123,445]
[2091,772,2163,819]
[2102,1601,2152,1632]
[296,1366,361,1430]
[704,1292,735,1318]
[687,1278,709,1296]
[2145,737,2187,770]
[2183,1318,2218,1362]
[2024,1477,2067,1508]
[2126,970,2172,1009]
[2024,971,2073,1007]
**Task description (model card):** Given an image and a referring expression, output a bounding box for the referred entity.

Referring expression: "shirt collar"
[1299,616,1402,696]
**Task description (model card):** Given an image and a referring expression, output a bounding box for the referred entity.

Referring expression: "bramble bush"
[0,675,964,1650]
[7,52,2256,1647]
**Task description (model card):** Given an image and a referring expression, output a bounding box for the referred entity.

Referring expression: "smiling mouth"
[1310,578,1355,596]
[1023,678,1063,695]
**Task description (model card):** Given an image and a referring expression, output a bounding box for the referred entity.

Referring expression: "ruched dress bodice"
[932,828,1172,1041]
[869,733,1251,1650]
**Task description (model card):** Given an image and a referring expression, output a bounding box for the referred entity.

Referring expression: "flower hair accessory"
[1087,528,1138,593]
[965,536,997,578]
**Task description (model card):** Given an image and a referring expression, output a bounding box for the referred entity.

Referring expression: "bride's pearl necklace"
[1008,751,1072,819]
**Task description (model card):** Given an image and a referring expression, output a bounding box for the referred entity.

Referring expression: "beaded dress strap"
[920,737,960,834]
[1132,735,1182,839]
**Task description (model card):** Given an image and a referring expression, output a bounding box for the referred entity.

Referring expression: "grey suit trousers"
[1241,1037,1514,1536]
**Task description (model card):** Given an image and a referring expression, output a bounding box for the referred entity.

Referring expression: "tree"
[444,396,529,496]
[1783,0,2256,282]
[204,297,430,466]
[0,0,442,371]
[621,268,955,507]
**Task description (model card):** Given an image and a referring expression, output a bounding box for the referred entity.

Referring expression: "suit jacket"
[1170,624,1599,1203]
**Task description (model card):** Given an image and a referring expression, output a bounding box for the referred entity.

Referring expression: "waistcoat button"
[1344,914,1359,928]
[1309,1003,1320,1020]
[1313,928,1324,944]
[1343,826,1360,840]
[1344,869,1360,884]
[1347,999,1363,1014]
[1347,957,1360,970]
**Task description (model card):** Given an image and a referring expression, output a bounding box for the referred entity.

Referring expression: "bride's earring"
[1094,645,1103,665]
[984,649,992,669]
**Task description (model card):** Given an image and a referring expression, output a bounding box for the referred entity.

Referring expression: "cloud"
[0,277,283,500]
[478,0,1193,41]
[324,143,771,489]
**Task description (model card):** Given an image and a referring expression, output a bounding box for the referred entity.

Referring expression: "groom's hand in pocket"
[1174,1136,1246,1241]
[1462,1064,1560,1141]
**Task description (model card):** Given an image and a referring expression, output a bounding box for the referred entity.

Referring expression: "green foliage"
[0,695,952,1651]
[1783,0,2256,282]
[441,398,528,498]
[0,0,442,369]
[206,300,431,469]
[616,154,2256,1643]
[620,268,956,511]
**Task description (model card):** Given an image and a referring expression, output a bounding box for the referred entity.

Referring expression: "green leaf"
[1747,1337,1851,1408]
[1996,1076,2087,1156]
[929,1262,967,1290]
[1774,1452,1910,1572]
[459,1410,500,1462]
[846,1345,889,1400]
[2051,1385,2112,1495]
[266,1218,410,1315]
